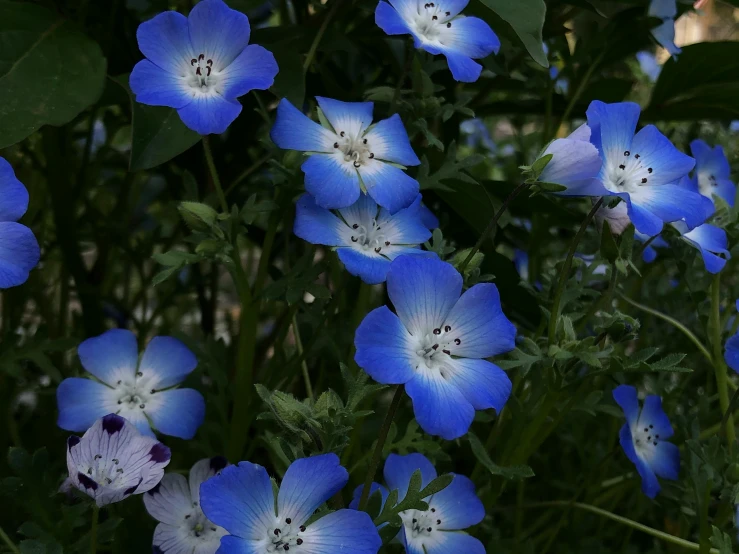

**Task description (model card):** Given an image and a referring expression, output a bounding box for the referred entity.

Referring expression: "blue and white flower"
[200,453,381,554]
[294,193,433,284]
[354,255,516,440]
[374,0,500,82]
[353,453,485,554]
[690,139,736,208]
[66,414,171,507]
[612,385,679,499]
[271,97,420,214]
[57,329,205,440]
[673,220,730,274]
[0,157,40,289]
[648,0,681,58]
[130,0,278,135]
[145,457,229,554]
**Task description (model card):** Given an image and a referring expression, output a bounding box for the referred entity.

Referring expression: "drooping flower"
[144,457,229,554]
[0,157,40,289]
[374,0,500,82]
[536,125,605,196]
[352,453,485,554]
[130,0,278,135]
[612,385,679,498]
[648,0,681,58]
[200,453,381,554]
[57,329,205,439]
[689,139,736,208]
[270,97,420,214]
[673,221,730,274]
[354,255,516,439]
[66,414,171,507]
[294,193,433,284]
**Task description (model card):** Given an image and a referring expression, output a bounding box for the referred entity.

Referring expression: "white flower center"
[410,2,455,44]
[697,171,719,198]
[79,453,127,488]
[185,509,220,542]
[603,150,654,194]
[401,505,442,540]
[413,325,461,373]
[186,53,221,93]
[332,130,374,168]
[632,421,661,462]
[113,372,157,415]
[346,218,390,253]
[265,516,307,552]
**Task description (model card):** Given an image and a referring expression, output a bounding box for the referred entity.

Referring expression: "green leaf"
[476,0,548,67]
[710,525,734,554]
[0,2,106,148]
[600,220,619,264]
[179,201,219,231]
[468,433,534,480]
[530,153,553,180]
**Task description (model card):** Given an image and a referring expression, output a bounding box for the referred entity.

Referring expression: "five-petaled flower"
[612,385,679,498]
[0,157,40,289]
[145,457,229,554]
[57,329,205,439]
[374,0,500,82]
[354,255,516,439]
[351,453,485,554]
[66,414,171,507]
[689,139,736,208]
[294,193,434,284]
[200,453,381,554]
[130,0,279,135]
[270,96,420,214]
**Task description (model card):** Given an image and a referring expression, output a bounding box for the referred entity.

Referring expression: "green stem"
[0,525,20,554]
[292,313,313,400]
[303,0,342,73]
[619,294,713,364]
[525,501,719,553]
[548,198,603,345]
[390,40,415,113]
[253,191,281,296]
[459,182,529,273]
[202,137,228,213]
[90,505,99,554]
[711,273,735,450]
[556,51,604,129]
[357,386,404,511]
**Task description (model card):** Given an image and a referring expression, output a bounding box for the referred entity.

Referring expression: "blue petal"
[177,95,242,135]
[648,441,680,480]
[628,184,707,234]
[648,0,677,19]
[619,424,661,498]
[300,510,382,554]
[375,1,412,36]
[446,358,511,412]
[442,16,500,59]
[270,99,335,153]
[337,189,379,224]
[364,114,420,167]
[585,101,640,161]
[444,52,483,83]
[539,138,607,197]
[423,532,485,554]
[441,0,471,18]
[629,125,695,187]
[77,329,139,386]
[626,197,664,237]
[637,395,674,439]
[293,194,345,246]
[56,378,113,432]
[136,10,193,74]
[146,388,205,439]
[651,19,681,57]
[682,224,729,274]
[220,44,279,99]
[642,245,658,263]
[337,248,392,284]
[130,60,192,109]
[612,385,640,428]
[349,482,389,511]
[406,369,476,439]
[691,139,731,179]
[354,306,417,384]
[383,453,437,500]
[0,158,28,222]
[386,255,462,337]
[216,536,261,554]
[0,222,40,288]
[726,333,739,373]
[316,97,374,138]
[140,336,198,389]
[442,283,516,358]
[419,202,439,229]
[360,160,419,214]
[713,178,736,208]
[377,195,431,245]
[200,461,275,539]
[429,474,484,529]
[188,0,251,69]
[303,155,361,209]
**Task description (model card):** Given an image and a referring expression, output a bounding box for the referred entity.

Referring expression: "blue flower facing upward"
[648,0,681,58]
[0,157,40,289]
[351,453,485,554]
[271,96,420,214]
[612,385,680,499]
[374,0,500,82]
[130,0,278,135]
[689,139,736,208]
[354,255,516,440]
[57,329,205,440]
[200,453,381,554]
[294,193,434,284]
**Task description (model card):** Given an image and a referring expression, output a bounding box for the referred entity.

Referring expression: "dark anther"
[117,380,122,385]
[442,349,451,355]
[432,15,438,19]
[339,132,345,137]
[424,2,429,6]
[199,54,205,61]
[274,529,281,536]
[433,328,441,335]
[151,389,156,394]
[363,138,368,144]
[427,527,432,532]
[206,67,212,76]
[431,508,436,512]
[351,236,358,242]
[444,325,451,332]
[94,454,102,460]
[649,424,653,428]
[447,22,451,27]
[647,436,651,441]
[352,224,359,229]
[641,178,648,183]
[113,459,119,464]
[374,247,382,253]
[454,338,461,345]
[297,539,304,545]
[353,161,361,168]
[191,59,197,65]
[432,344,439,350]
[137,371,143,377]
[118,400,122,405]
[644,428,648,432]
[655,434,659,439]
[385,241,390,246]
[710,174,716,180]
[635,154,640,159]
[648,168,653,173]
[140,404,146,409]
[283,546,289,551]
[207,59,213,65]
[619,164,626,170]
[369,153,375,158]
[446,10,450,15]
[186,515,192,519]
[117,468,124,473]
[624,150,630,156]
[300,525,306,532]
[437,519,441,525]
[653,441,658,446]
[413,519,418,523]
[196,67,202,76]
[333,142,339,148]
[211,528,216,532]
[286,518,292,524]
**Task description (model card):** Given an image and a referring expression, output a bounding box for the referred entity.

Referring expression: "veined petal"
[375,1,413,36]
[337,248,392,284]
[444,358,511,412]
[383,453,437,501]
[539,138,605,196]
[316,97,374,138]
[277,454,348,526]
[441,16,500,59]
[0,158,28,222]
[444,52,483,83]
[189,456,229,506]
[625,196,664,236]
[420,532,485,554]
[136,10,194,74]
[637,395,674,440]
[139,336,198,390]
[303,154,361,210]
[364,114,420,166]
[430,474,484,530]
[0,222,40,289]
[130,60,192,109]
[57,378,116,432]
[612,385,640,428]
[216,536,262,554]
[298,510,382,554]
[629,125,695,187]
[360,159,419,214]
[219,44,278,99]
[727,333,739,374]
[177,94,242,135]
[271,99,336,153]
[387,0,422,21]
[355,305,419,383]
[294,194,345,246]
[682,223,730,274]
[78,329,139,386]
[377,195,431,246]
[152,523,201,554]
[586,101,640,161]
[146,388,205,440]
[406,369,475,439]
[337,189,379,226]
[144,473,192,526]
[188,0,251,70]
[628,184,707,232]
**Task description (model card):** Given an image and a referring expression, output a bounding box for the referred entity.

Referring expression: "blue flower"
[460,119,496,152]
[294,193,433,284]
[636,51,662,82]
[200,453,381,554]
[612,385,679,499]
[648,0,681,58]
[724,329,739,374]
[57,329,205,439]
[689,139,736,208]
[271,97,420,214]
[374,0,500,82]
[673,221,730,274]
[354,255,516,439]
[352,453,486,554]
[0,157,40,289]
[130,0,278,135]
[66,414,171,507]
[538,124,605,196]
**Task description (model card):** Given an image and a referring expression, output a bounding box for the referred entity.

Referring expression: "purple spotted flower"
[66,414,171,507]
